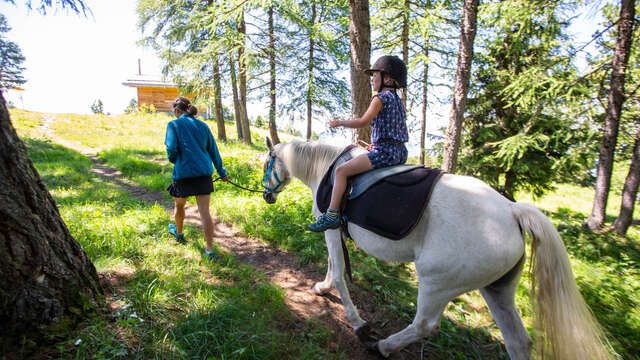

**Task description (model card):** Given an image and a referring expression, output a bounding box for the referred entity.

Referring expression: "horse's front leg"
[317,229,368,333]
[312,255,333,295]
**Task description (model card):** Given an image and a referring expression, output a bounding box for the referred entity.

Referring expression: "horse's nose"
[263,191,276,204]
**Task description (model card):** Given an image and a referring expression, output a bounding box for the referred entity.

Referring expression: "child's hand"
[329,119,341,128]
[221,176,229,182]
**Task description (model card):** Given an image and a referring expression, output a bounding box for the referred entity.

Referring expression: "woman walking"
[165,97,228,259]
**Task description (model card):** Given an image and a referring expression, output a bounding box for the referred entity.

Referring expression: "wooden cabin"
[122,75,179,112]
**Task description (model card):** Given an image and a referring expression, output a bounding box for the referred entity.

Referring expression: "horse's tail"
[512,203,616,360]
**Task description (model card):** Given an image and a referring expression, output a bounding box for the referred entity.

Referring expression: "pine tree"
[279,0,350,141]
[459,0,585,199]
[586,0,636,230]
[0,14,26,90]
[1,1,103,355]
[441,0,478,173]
[349,0,372,144]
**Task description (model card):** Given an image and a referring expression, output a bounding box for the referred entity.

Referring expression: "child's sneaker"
[309,212,341,232]
[168,223,185,243]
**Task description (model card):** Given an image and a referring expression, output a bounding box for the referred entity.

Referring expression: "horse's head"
[261,137,291,204]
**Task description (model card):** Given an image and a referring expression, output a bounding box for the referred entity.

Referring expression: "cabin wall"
[137,87,180,112]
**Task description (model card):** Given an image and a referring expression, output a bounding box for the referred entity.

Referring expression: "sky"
[2,0,162,115]
[1,0,606,153]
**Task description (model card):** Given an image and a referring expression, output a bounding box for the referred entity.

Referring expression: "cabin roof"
[122,74,177,88]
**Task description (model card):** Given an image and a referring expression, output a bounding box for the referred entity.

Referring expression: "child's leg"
[310,154,373,232]
[329,154,373,211]
[173,197,188,233]
[195,194,215,253]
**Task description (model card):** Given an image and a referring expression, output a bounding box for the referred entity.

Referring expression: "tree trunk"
[268,5,280,145]
[230,57,243,140]
[0,93,103,352]
[213,57,226,141]
[613,121,640,235]
[441,0,478,173]
[420,44,429,165]
[238,12,252,145]
[401,0,409,108]
[504,168,517,202]
[585,0,635,230]
[306,3,317,142]
[349,0,371,144]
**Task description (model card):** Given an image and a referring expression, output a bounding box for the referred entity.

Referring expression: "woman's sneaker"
[309,212,341,232]
[202,249,215,261]
[168,223,185,243]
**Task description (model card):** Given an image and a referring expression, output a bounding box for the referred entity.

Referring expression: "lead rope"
[339,176,356,282]
[213,177,264,193]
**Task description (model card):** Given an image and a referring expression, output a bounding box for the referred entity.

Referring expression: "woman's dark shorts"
[367,140,408,169]
[167,176,214,198]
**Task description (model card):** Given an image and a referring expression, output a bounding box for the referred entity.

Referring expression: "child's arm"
[330,96,382,129]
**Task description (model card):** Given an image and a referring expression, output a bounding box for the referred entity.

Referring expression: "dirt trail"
[39,116,425,360]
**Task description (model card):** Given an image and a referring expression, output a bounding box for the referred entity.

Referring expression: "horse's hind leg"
[480,255,532,360]
[374,280,450,357]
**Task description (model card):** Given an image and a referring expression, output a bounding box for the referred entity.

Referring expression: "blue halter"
[263,156,285,193]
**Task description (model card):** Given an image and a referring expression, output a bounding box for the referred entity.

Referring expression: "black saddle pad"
[317,151,444,240]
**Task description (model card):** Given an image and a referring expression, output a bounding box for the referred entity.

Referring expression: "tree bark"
[268,5,280,145]
[420,44,429,165]
[238,12,252,145]
[229,57,243,140]
[0,93,103,352]
[504,168,517,201]
[614,120,640,235]
[213,57,226,141]
[349,0,371,144]
[401,0,409,108]
[442,0,478,173]
[306,3,317,142]
[585,0,635,230]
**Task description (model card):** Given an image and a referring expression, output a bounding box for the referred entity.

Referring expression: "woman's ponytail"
[172,97,198,116]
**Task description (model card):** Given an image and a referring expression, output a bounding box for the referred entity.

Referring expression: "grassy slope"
[10,108,639,359]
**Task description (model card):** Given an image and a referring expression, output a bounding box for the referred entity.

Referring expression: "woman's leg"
[195,194,215,253]
[328,154,373,210]
[173,197,188,233]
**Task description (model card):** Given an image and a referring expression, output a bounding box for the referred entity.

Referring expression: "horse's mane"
[276,141,342,184]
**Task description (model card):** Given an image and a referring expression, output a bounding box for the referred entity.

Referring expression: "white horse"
[261,138,614,360]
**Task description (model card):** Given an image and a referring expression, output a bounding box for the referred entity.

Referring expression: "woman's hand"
[329,119,341,128]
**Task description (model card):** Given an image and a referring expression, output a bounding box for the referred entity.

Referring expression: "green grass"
[10,109,640,359]
[12,115,343,360]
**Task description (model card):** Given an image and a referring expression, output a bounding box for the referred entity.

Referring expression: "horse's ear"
[265,137,273,151]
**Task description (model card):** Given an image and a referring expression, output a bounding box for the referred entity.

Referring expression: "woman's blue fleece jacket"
[165,114,227,181]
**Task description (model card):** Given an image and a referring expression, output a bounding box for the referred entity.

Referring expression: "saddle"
[317,146,444,240]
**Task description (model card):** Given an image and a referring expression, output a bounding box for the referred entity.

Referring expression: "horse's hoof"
[366,341,386,358]
[311,283,329,295]
[311,283,322,295]
[355,322,372,342]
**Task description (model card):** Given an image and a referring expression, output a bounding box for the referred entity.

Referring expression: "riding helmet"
[365,55,407,88]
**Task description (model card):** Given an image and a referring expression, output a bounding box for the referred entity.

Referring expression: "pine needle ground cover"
[10,109,639,359]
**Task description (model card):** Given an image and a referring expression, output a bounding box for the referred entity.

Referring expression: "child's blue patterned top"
[370,90,408,144]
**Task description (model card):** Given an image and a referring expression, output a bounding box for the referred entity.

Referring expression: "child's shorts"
[367,140,407,169]
[167,176,214,198]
